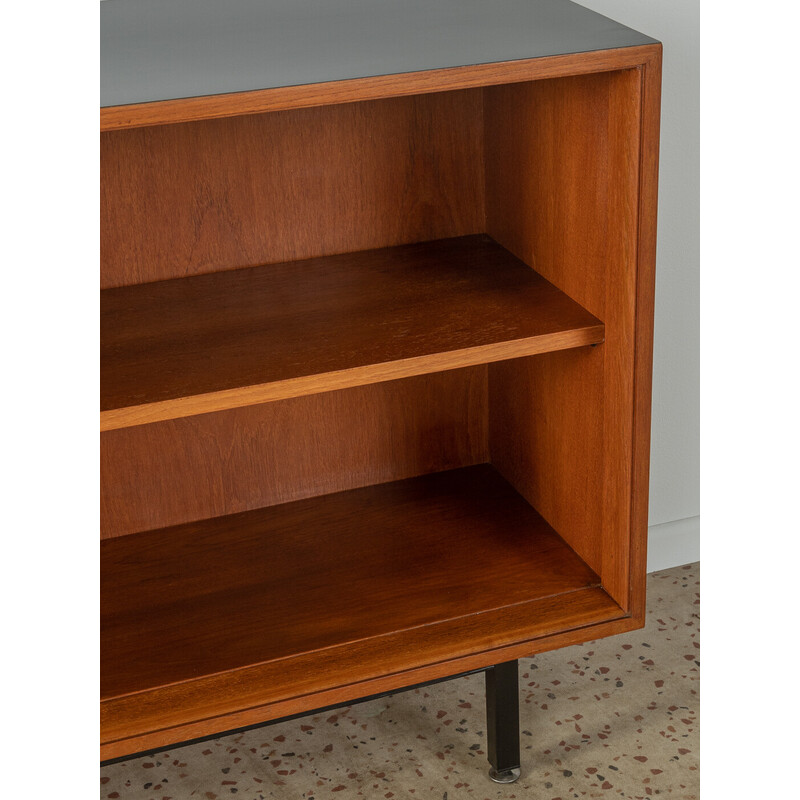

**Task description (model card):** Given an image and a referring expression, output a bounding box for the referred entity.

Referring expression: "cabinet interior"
[100,68,645,758]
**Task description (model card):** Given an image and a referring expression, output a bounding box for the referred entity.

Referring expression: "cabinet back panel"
[100,367,488,538]
[485,70,642,609]
[101,89,484,288]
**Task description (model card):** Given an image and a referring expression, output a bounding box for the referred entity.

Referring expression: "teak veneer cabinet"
[100,0,662,780]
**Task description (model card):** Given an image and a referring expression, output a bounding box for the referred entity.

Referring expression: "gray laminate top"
[101,0,657,108]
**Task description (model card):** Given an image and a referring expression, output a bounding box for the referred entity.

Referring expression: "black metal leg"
[485,659,521,783]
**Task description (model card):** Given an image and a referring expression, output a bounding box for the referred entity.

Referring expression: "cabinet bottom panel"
[101,464,631,759]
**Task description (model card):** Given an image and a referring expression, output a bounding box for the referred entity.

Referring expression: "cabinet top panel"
[101,0,656,108]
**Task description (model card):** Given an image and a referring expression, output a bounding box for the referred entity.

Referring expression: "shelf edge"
[100,324,604,431]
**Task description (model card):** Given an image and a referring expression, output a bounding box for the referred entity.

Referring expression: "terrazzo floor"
[101,562,699,800]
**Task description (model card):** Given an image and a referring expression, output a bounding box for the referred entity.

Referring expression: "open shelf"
[100,235,603,430]
[101,465,624,752]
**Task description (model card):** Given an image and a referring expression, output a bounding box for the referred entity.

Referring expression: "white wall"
[576,0,700,569]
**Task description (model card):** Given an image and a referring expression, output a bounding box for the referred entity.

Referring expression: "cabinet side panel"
[101,89,484,288]
[489,349,605,575]
[628,51,662,619]
[100,367,488,538]
[484,70,643,609]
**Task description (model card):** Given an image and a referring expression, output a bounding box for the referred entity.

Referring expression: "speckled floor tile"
[101,562,699,800]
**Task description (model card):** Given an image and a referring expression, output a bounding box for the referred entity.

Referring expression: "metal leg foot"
[485,659,521,782]
[489,766,521,784]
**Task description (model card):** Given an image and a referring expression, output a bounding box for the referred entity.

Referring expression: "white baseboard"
[647,515,700,573]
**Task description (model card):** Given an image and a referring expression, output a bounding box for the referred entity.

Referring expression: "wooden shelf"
[101,465,624,754]
[101,235,603,430]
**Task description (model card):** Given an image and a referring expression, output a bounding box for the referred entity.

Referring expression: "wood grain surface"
[101,465,626,756]
[101,368,488,538]
[102,465,599,698]
[101,90,483,288]
[489,348,605,574]
[102,587,629,761]
[101,235,604,430]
